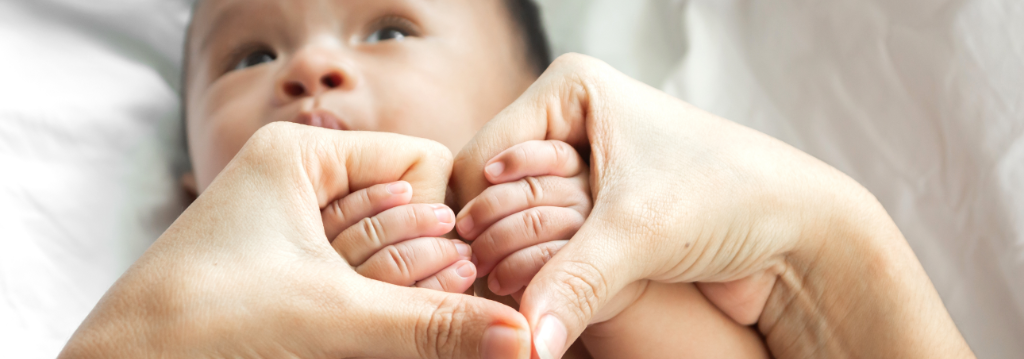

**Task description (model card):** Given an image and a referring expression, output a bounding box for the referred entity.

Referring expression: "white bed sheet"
[1,0,1021,358]
[538,0,1024,357]
[0,1,192,357]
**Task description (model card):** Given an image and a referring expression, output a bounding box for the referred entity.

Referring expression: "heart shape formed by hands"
[62,54,970,359]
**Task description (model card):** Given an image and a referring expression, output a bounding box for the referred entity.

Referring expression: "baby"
[182,0,766,357]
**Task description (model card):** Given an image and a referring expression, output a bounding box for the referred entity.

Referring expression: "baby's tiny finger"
[484,140,585,184]
[334,203,455,265]
[488,240,567,296]
[472,206,583,276]
[415,260,477,293]
[356,238,470,286]
[322,181,413,239]
[456,175,590,240]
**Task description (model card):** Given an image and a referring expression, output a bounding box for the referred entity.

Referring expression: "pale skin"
[452,53,976,359]
[460,140,768,358]
[182,0,537,295]
[177,0,765,357]
[60,0,973,357]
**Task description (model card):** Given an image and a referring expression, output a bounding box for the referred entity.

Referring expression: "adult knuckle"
[558,259,609,325]
[240,122,295,160]
[416,296,470,359]
[418,139,455,171]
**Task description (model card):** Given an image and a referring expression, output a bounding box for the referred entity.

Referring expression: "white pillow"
[538,0,1024,357]
[0,1,193,357]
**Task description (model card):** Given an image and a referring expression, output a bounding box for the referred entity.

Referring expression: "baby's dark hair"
[504,0,551,76]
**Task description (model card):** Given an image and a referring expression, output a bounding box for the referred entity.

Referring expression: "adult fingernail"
[433,207,454,224]
[534,315,567,359]
[485,162,505,178]
[457,215,474,235]
[480,325,521,359]
[456,262,475,278]
[386,181,410,195]
[454,242,472,258]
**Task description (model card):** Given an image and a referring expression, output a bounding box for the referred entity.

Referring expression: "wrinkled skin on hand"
[452,53,973,359]
[60,123,530,359]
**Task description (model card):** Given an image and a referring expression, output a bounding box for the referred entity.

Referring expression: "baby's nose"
[277,49,356,101]
[282,71,343,97]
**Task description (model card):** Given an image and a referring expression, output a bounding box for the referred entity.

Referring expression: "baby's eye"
[233,49,277,71]
[365,27,409,44]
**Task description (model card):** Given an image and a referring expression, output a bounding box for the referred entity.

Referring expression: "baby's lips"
[293,110,350,130]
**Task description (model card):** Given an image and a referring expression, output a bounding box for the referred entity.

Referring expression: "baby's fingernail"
[457,215,474,235]
[480,325,523,359]
[454,242,472,258]
[456,262,475,278]
[433,207,454,224]
[485,162,505,178]
[534,315,567,359]
[386,181,410,195]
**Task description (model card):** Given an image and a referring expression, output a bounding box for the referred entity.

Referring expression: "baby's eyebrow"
[196,7,238,54]
[194,0,263,54]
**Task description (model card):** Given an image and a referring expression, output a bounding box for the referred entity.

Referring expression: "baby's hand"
[456,140,592,299]
[322,181,476,293]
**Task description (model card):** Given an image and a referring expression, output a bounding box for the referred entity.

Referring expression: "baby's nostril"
[284,82,306,97]
[321,73,343,88]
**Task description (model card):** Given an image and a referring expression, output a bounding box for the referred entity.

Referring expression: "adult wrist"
[763,176,973,358]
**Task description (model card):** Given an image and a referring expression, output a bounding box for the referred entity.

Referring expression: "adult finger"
[482,140,586,184]
[322,181,413,239]
[487,240,567,296]
[451,54,613,206]
[334,203,456,265]
[471,207,583,276]
[416,259,478,294]
[335,277,533,359]
[456,175,590,240]
[247,123,454,210]
[356,237,471,286]
[516,221,642,359]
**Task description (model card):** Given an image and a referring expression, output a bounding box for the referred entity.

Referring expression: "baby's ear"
[180,171,199,198]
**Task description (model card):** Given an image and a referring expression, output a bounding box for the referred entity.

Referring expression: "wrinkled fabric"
[539,0,1024,357]
[0,1,192,357]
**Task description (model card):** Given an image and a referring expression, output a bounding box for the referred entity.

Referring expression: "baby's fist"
[456,140,592,298]
[323,181,476,293]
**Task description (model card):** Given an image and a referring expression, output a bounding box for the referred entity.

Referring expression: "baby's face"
[185,0,536,191]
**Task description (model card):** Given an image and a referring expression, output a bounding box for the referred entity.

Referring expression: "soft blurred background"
[1,0,1021,357]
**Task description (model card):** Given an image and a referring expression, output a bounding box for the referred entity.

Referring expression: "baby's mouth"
[293,110,348,131]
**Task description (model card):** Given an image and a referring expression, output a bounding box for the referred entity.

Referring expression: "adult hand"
[452,54,973,358]
[60,123,530,359]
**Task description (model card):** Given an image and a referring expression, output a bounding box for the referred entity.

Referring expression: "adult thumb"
[343,278,533,359]
[516,221,641,359]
